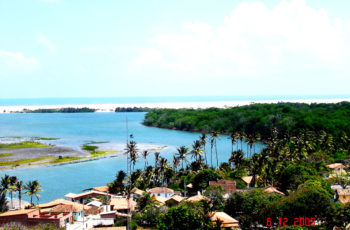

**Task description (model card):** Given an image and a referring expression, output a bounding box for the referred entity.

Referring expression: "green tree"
[176,146,189,170]
[191,169,222,192]
[203,185,224,211]
[9,176,17,209]
[25,180,42,205]
[157,202,213,230]
[15,181,25,209]
[142,150,150,170]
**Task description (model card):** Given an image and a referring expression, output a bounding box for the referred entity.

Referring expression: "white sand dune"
[0,98,349,113]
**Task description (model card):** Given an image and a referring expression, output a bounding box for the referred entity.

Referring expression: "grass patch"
[0,158,46,166]
[90,151,116,157]
[0,141,51,150]
[50,156,80,163]
[0,153,12,157]
[82,144,98,152]
[32,137,59,141]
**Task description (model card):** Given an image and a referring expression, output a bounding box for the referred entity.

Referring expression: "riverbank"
[1,98,350,113]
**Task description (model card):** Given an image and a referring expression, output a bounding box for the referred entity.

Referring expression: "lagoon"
[0,112,263,203]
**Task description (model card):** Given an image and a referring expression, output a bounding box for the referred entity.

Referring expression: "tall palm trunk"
[215,140,218,168]
[210,145,213,168]
[10,192,13,209]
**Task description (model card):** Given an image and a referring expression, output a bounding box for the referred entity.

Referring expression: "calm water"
[0,112,262,203]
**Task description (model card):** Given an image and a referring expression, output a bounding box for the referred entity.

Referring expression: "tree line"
[0,175,42,212]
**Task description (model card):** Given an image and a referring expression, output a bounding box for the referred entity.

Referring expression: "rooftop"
[131,188,145,196]
[338,189,350,195]
[165,195,185,203]
[210,211,239,228]
[64,191,108,199]
[148,187,174,194]
[109,198,136,210]
[93,186,109,193]
[152,196,168,204]
[0,209,37,217]
[264,186,285,195]
[38,199,90,212]
[186,194,210,203]
[327,163,346,169]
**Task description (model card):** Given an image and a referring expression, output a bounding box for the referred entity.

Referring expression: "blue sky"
[0,0,349,98]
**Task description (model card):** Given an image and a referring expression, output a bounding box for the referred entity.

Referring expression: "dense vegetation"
[143,102,350,139]
[106,129,350,229]
[22,107,95,113]
[109,103,350,229]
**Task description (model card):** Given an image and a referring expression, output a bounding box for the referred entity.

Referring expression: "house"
[152,196,168,205]
[186,194,210,203]
[38,198,89,221]
[264,186,285,195]
[241,176,261,188]
[210,212,239,229]
[0,209,72,228]
[209,180,236,193]
[109,198,136,214]
[337,189,350,205]
[64,191,110,204]
[92,186,110,193]
[148,187,174,198]
[165,195,185,206]
[130,188,145,198]
[327,163,347,175]
[86,201,102,208]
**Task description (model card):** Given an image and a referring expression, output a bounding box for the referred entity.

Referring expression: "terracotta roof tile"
[148,187,174,194]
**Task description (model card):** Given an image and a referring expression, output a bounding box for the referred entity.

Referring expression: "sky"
[0,0,350,99]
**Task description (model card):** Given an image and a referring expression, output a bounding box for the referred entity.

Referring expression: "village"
[0,161,349,230]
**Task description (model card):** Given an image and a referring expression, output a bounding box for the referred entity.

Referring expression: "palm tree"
[229,131,237,153]
[210,131,219,168]
[142,150,150,170]
[238,131,245,151]
[176,146,188,170]
[210,137,214,168]
[25,180,42,205]
[199,133,207,165]
[229,150,244,169]
[191,140,203,162]
[15,181,24,209]
[159,157,168,185]
[125,140,138,175]
[9,176,17,209]
[1,175,10,196]
[154,152,160,168]
[172,155,179,173]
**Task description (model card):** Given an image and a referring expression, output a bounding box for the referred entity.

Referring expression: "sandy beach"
[1,98,350,113]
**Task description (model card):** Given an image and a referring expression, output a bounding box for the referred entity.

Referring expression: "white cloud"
[0,50,39,71]
[38,33,57,53]
[129,0,350,80]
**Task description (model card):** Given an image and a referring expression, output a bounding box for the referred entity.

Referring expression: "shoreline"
[0,141,168,171]
[0,151,123,172]
[1,98,350,113]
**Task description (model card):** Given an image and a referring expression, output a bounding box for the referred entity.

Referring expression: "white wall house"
[148,187,174,198]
